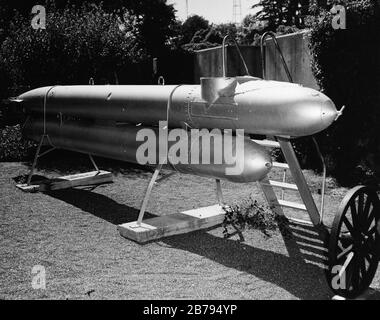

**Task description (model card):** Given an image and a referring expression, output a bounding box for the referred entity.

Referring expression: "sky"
[167,0,260,24]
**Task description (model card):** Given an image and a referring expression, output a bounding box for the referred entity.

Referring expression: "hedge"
[308,0,380,186]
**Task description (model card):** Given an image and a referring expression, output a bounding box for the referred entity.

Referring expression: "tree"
[0,3,147,94]
[253,0,288,30]
[209,23,238,43]
[118,0,177,57]
[0,0,177,57]
[180,14,210,45]
[179,16,241,52]
[253,0,310,30]
[237,14,267,45]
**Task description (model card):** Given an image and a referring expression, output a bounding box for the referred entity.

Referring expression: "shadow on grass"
[45,188,157,225]
[163,230,330,300]
[45,188,334,300]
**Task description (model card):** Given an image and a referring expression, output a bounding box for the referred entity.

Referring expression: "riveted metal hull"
[18,77,338,137]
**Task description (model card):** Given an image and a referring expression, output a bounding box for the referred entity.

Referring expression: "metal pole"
[136,84,184,225]
[222,35,228,77]
[215,179,224,206]
[27,135,45,185]
[312,137,326,222]
[137,165,162,225]
[260,31,293,82]
[222,35,250,78]
[89,154,100,173]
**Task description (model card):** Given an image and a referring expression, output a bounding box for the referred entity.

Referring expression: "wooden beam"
[118,204,226,243]
[16,170,113,192]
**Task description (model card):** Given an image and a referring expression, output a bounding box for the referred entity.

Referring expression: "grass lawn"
[0,151,379,300]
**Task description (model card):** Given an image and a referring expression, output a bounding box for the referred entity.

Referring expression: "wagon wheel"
[327,185,380,299]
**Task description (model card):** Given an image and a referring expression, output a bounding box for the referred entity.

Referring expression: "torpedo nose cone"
[321,95,338,128]
[18,86,52,100]
[236,82,339,137]
[290,88,338,135]
[245,147,272,181]
[231,140,272,183]
[17,86,53,109]
[282,87,338,136]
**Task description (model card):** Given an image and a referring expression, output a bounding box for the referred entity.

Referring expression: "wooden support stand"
[16,170,113,192]
[117,204,226,243]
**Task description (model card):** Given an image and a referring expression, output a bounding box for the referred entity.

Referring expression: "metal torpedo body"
[15,76,338,183]
[18,76,338,137]
[23,118,272,183]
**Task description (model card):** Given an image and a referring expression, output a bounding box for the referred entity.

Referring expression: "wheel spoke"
[367,225,377,236]
[337,241,345,254]
[364,250,374,264]
[343,217,355,236]
[363,196,371,217]
[358,194,370,233]
[337,244,353,260]
[351,257,361,289]
[362,234,377,257]
[337,251,354,287]
[365,208,376,231]
[359,257,367,279]
[345,264,354,291]
[358,193,364,216]
[350,202,359,228]
[338,232,353,247]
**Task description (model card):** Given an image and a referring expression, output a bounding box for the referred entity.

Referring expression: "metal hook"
[158,76,165,86]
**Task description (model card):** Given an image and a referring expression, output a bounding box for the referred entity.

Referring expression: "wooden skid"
[16,170,113,192]
[118,204,226,243]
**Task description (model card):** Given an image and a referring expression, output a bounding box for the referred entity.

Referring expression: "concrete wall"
[265,30,319,89]
[193,45,262,83]
[193,31,318,89]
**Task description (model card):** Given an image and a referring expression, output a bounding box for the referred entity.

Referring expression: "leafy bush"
[308,0,380,186]
[0,125,36,161]
[222,197,289,238]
